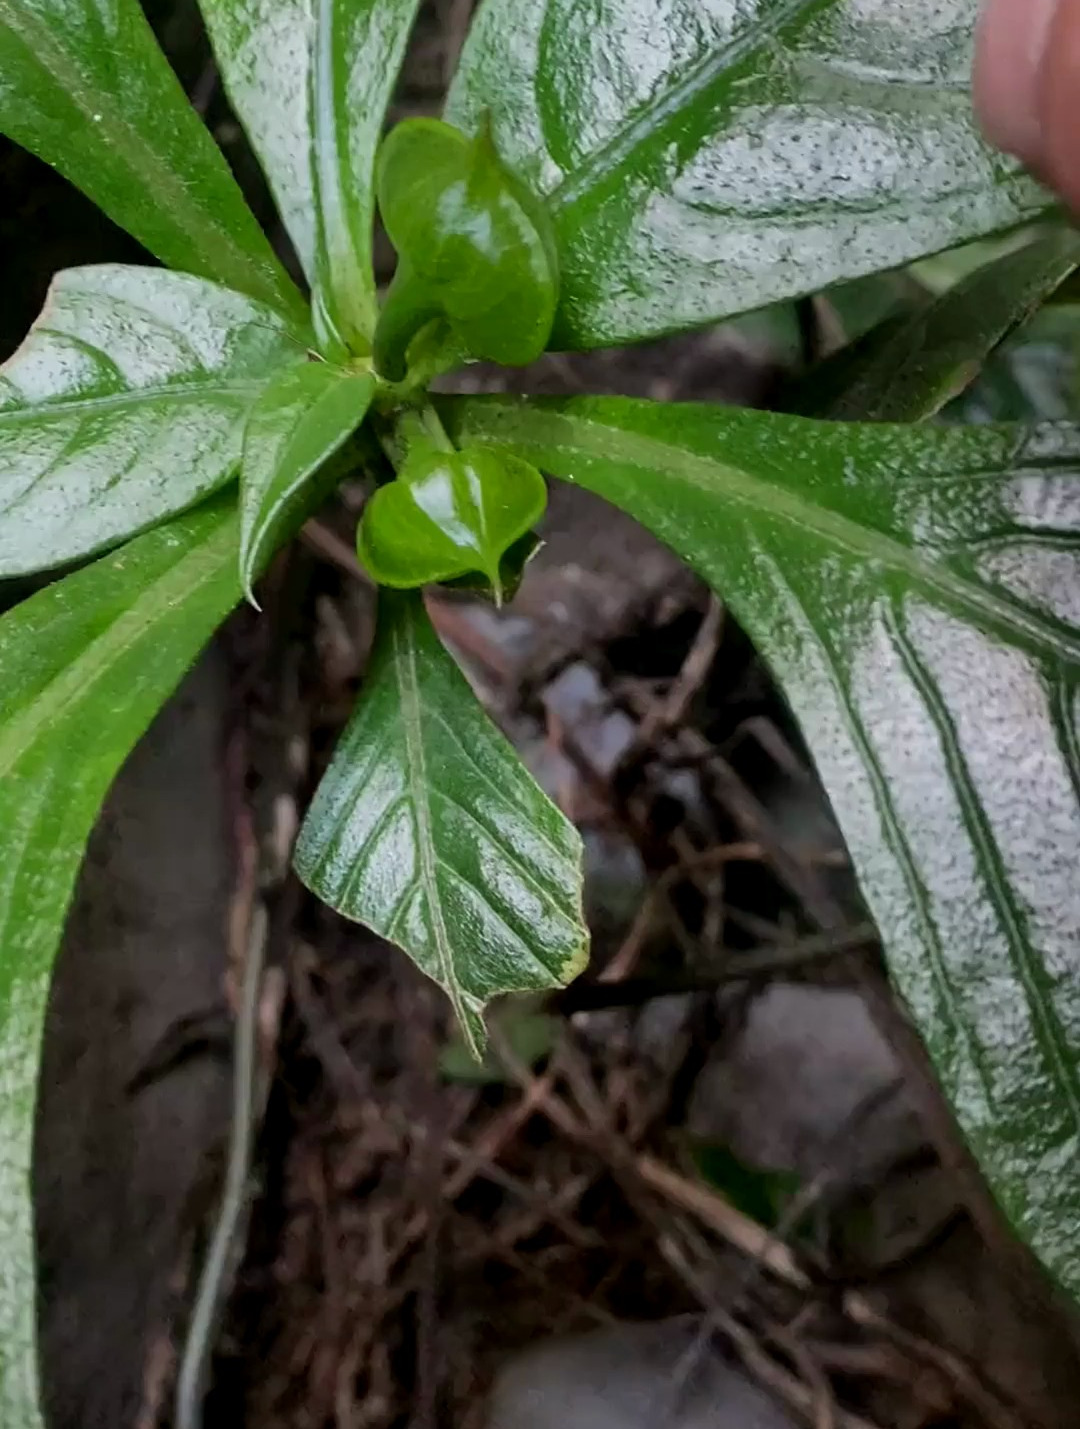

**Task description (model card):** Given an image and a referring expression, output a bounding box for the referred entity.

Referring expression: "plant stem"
[373,258,440,382]
[420,403,456,452]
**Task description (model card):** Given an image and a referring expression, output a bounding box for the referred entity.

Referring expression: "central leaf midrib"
[486,405,1080,667]
[548,0,825,210]
[392,599,469,1036]
[308,0,375,342]
[0,380,268,423]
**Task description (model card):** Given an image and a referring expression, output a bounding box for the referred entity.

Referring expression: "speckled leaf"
[0,0,300,317]
[797,228,1080,421]
[295,589,587,1054]
[446,0,1052,350]
[0,264,305,577]
[0,498,242,1429]
[200,0,423,352]
[239,362,373,599]
[447,392,1080,1294]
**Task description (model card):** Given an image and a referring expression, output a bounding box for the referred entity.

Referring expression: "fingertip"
[974,0,1057,163]
[1037,0,1080,212]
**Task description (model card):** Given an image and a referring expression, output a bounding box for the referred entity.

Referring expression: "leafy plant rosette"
[0,0,1078,1420]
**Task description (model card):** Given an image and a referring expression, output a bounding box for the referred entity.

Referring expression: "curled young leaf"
[374,118,559,380]
[357,443,547,599]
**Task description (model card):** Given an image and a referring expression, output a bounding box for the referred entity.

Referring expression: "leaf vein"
[550,0,821,209]
[393,601,474,1046]
[428,783,577,926]
[434,858,560,983]
[426,706,570,867]
[887,603,1080,1133]
[764,554,995,1104]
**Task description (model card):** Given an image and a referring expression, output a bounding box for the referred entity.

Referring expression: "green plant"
[0,0,1078,1420]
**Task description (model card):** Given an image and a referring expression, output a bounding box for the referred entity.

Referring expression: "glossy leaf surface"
[805,229,1080,421]
[447,0,1051,350]
[374,119,558,379]
[447,392,1080,1294]
[200,0,422,351]
[0,499,242,1429]
[0,0,299,317]
[357,445,547,597]
[239,362,374,598]
[0,265,304,577]
[295,589,587,1054]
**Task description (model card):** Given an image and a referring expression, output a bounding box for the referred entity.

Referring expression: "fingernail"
[974,0,1058,161]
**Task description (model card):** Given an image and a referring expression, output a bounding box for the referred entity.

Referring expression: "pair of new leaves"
[359,116,557,599]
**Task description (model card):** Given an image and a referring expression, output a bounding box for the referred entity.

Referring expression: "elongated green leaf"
[201,0,423,352]
[0,498,242,1428]
[0,265,305,576]
[295,589,587,1054]
[446,0,1051,350]
[0,0,301,318]
[795,228,1080,421]
[446,392,1080,1294]
[239,361,373,598]
[945,306,1080,424]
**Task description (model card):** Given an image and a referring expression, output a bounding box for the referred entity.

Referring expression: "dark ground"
[10,4,1080,1429]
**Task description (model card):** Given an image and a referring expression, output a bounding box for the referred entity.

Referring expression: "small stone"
[486,1318,800,1429]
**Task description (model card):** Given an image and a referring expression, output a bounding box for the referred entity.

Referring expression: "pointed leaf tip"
[294,590,588,1046]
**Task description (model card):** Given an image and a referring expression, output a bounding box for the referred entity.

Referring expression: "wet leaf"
[239,362,374,599]
[0,265,305,577]
[0,0,300,317]
[295,589,587,1055]
[447,392,1080,1295]
[0,499,242,1428]
[447,0,1051,350]
[200,0,423,351]
[374,118,558,378]
[357,445,547,598]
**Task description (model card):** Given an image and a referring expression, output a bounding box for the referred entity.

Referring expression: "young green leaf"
[199,0,423,353]
[446,392,1080,1295]
[239,363,374,599]
[0,498,243,1429]
[446,0,1051,351]
[374,118,559,379]
[0,0,300,318]
[294,589,587,1055]
[0,265,306,577]
[795,228,1080,421]
[357,445,547,598]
